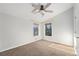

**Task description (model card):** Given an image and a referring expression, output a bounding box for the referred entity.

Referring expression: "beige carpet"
[0,40,75,56]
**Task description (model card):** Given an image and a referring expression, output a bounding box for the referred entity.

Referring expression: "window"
[33,24,39,36]
[45,23,52,36]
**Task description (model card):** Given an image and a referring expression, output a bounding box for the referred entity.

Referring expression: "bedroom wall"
[74,3,79,56]
[0,13,41,52]
[41,8,74,46]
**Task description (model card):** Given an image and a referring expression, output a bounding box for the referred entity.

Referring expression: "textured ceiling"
[0,3,73,22]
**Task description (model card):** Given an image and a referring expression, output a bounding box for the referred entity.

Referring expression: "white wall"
[74,4,79,37]
[41,8,74,46]
[0,3,42,52]
[74,3,79,56]
[0,13,41,52]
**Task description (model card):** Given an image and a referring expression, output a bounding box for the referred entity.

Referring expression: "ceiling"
[0,3,73,22]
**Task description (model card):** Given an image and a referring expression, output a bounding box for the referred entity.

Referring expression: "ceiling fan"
[31,3,53,16]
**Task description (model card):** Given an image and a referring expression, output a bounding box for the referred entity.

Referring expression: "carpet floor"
[0,40,75,56]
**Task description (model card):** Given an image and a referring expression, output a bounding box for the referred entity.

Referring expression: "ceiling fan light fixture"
[31,3,53,16]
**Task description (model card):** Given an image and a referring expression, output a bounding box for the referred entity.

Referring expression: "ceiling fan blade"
[32,3,41,13]
[32,10,41,14]
[35,10,41,13]
[32,3,40,9]
[44,10,53,13]
[44,3,51,9]
[34,10,44,16]
[32,8,37,12]
[32,3,36,7]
